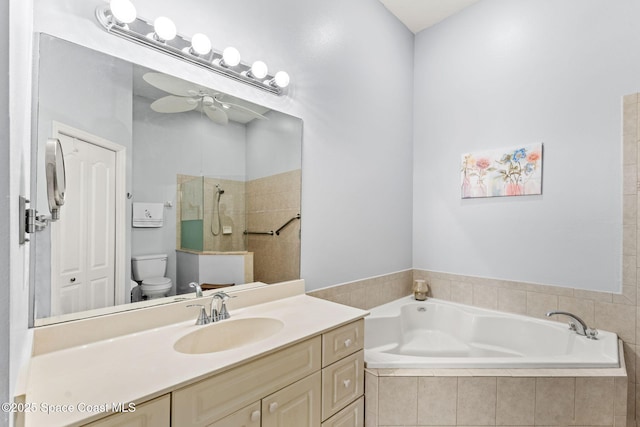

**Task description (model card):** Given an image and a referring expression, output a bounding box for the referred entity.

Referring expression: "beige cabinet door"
[209,401,261,427]
[83,395,169,427]
[262,371,321,427]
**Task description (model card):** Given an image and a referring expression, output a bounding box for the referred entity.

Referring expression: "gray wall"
[246,110,303,181]
[413,0,640,291]
[33,0,415,291]
[1,0,10,423]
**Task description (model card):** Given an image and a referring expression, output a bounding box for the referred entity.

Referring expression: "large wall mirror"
[31,34,303,326]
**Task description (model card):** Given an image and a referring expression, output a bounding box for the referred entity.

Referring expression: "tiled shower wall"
[176,175,247,252]
[246,169,301,283]
[309,91,640,427]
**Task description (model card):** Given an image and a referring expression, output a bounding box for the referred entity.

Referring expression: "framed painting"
[461,143,543,198]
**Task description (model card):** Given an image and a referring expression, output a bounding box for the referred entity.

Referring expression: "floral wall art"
[461,143,543,198]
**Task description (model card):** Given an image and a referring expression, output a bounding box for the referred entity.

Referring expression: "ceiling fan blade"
[219,100,269,120]
[150,95,198,113]
[143,72,207,97]
[204,105,229,125]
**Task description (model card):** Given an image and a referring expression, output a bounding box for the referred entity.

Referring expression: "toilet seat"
[142,277,171,286]
[141,276,172,299]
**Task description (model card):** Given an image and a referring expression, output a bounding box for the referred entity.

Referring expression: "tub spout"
[546,311,598,340]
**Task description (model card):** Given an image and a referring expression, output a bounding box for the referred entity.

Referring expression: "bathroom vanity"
[16,280,366,427]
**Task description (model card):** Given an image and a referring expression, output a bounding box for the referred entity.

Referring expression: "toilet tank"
[131,254,168,280]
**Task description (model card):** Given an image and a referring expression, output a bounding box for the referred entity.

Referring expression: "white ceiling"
[378,0,480,33]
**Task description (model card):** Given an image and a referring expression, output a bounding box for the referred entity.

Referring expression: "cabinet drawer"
[321,397,364,427]
[209,401,261,427]
[262,371,321,427]
[172,336,321,426]
[83,394,170,427]
[322,320,363,367]
[321,350,364,421]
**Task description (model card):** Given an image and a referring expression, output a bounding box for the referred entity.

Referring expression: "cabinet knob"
[250,410,261,421]
[343,379,351,388]
[269,402,278,413]
[344,338,352,348]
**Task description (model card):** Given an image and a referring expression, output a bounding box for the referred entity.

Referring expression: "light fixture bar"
[95,5,287,95]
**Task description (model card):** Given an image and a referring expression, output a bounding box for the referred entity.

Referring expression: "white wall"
[9,0,35,421]
[1,0,10,423]
[413,0,640,292]
[32,0,416,291]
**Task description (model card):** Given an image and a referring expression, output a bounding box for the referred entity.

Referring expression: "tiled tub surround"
[312,274,630,426]
[364,297,626,426]
[365,368,628,427]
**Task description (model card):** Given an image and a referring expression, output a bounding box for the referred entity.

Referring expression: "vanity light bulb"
[153,16,177,41]
[222,47,241,67]
[190,33,212,55]
[110,0,137,24]
[250,61,268,79]
[273,71,290,88]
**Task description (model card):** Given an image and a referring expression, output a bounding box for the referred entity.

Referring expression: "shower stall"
[177,174,247,252]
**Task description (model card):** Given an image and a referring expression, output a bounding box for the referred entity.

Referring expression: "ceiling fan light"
[248,61,268,79]
[153,16,177,42]
[190,33,211,56]
[109,0,137,24]
[271,71,290,88]
[221,47,241,67]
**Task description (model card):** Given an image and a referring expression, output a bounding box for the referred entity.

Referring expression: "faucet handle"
[212,291,235,320]
[212,291,234,300]
[187,304,210,325]
[586,328,599,340]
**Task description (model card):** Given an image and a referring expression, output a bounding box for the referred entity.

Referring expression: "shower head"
[215,184,225,195]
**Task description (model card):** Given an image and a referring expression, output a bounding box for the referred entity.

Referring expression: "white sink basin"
[174,317,284,354]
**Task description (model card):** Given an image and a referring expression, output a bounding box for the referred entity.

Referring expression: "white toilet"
[131,254,173,299]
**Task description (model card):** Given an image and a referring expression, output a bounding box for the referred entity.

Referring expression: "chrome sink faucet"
[546,311,598,339]
[189,282,203,297]
[210,291,234,323]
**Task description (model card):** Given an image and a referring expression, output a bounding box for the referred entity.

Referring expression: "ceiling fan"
[142,72,268,125]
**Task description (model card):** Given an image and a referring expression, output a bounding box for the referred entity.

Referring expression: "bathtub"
[365,296,619,369]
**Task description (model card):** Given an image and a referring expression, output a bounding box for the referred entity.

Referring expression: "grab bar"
[243,230,274,235]
[243,213,301,236]
[276,214,301,235]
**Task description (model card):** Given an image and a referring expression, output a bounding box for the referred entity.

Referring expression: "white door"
[51,132,117,316]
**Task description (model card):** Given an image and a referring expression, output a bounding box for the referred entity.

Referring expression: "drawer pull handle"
[269,402,278,413]
[344,338,352,348]
[251,410,261,421]
[343,379,351,388]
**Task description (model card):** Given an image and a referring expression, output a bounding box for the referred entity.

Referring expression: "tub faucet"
[546,311,598,339]
[210,291,234,322]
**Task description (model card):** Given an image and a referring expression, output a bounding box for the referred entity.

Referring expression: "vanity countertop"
[22,294,368,427]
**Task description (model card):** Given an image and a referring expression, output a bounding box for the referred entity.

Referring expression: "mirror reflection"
[32,34,302,326]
